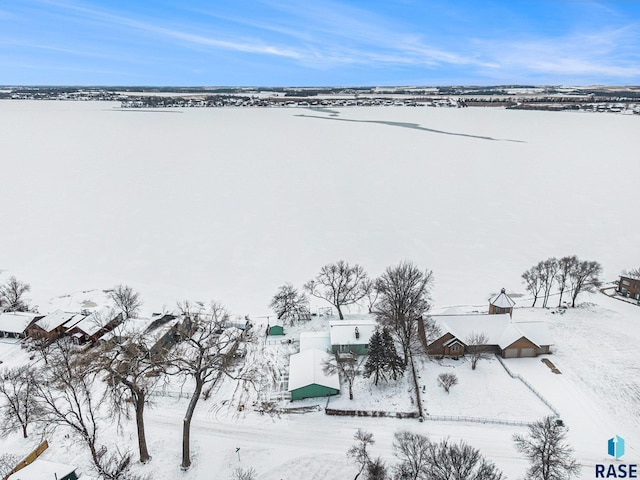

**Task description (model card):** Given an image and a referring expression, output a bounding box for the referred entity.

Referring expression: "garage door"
[519,348,536,357]
[504,348,518,358]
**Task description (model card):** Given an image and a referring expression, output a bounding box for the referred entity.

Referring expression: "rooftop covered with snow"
[329,319,377,347]
[288,348,340,392]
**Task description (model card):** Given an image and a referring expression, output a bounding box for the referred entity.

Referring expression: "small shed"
[267,320,284,336]
[288,348,340,401]
[489,288,516,316]
[7,459,79,480]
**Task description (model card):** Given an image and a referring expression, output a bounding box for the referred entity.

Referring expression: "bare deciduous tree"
[95,330,165,463]
[568,260,602,307]
[522,265,544,307]
[437,373,458,393]
[422,438,504,480]
[0,276,31,312]
[393,430,431,480]
[625,267,640,279]
[323,352,362,400]
[269,284,309,325]
[374,261,434,365]
[33,341,137,479]
[347,429,375,480]
[169,302,252,470]
[513,416,580,480]
[109,284,143,319]
[540,258,559,308]
[0,365,41,438]
[362,278,380,314]
[555,256,577,307]
[305,260,369,320]
[466,332,491,370]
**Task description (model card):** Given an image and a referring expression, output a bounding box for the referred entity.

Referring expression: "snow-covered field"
[1,101,640,479]
[1,101,639,316]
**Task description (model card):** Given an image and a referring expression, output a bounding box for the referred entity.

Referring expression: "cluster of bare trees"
[522,256,602,308]
[346,429,505,480]
[0,276,31,312]
[0,297,255,477]
[347,417,579,480]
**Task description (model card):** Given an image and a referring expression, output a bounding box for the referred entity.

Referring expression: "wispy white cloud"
[34,0,304,59]
[479,25,640,80]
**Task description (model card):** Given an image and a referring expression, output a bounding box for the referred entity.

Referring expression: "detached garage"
[288,349,340,401]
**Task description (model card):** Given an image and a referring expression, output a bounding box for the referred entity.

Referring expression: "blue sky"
[1,0,640,86]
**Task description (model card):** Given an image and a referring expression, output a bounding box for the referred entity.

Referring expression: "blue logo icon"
[608,435,625,459]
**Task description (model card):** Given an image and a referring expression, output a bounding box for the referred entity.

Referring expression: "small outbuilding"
[267,319,284,336]
[489,288,516,316]
[288,348,340,401]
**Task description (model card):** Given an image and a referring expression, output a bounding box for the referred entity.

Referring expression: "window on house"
[451,345,459,352]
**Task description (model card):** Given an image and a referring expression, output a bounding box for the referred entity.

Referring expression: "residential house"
[618,275,640,301]
[66,312,124,345]
[0,312,43,339]
[329,318,377,355]
[26,310,85,340]
[426,313,552,359]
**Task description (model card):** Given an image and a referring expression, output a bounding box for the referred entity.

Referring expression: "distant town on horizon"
[3,85,640,114]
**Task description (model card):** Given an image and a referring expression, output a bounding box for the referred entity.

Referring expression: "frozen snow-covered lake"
[1,101,638,316]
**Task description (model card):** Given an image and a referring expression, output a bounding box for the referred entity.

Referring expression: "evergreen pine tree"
[363,329,386,386]
[382,327,405,380]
